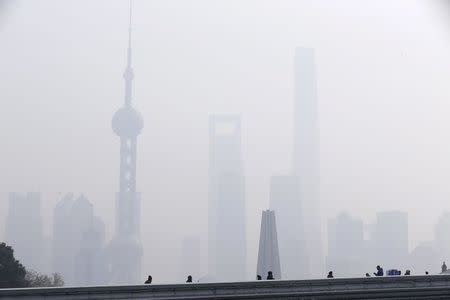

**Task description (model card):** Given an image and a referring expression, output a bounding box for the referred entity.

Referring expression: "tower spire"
[124,0,134,107]
[110,0,143,284]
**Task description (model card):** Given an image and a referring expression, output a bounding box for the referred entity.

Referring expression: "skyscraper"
[208,115,246,281]
[434,212,450,261]
[109,2,143,284]
[293,47,323,277]
[269,175,308,279]
[256,210,281,280]
[370,211,408,269]
[74,216,108,286]
[53,193,106,285]
[327,213,364,277]
[53,193,77,282]
[5,192,45,272]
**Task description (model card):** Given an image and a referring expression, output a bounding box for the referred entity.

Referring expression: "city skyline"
[1,0,450,283]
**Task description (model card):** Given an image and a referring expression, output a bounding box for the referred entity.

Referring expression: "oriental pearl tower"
[109,1,143,284]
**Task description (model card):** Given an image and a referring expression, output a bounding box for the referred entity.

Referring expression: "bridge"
[2,275,450,299]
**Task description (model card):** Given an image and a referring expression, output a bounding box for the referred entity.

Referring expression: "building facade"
[327,213,365,277]
[293,47,323,277]
[269,175,308,279]
[208,115,246,281]
[5,192,45,272]
[370,211,408,270]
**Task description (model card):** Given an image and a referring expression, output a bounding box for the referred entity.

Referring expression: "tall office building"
[434,212,450,261]
[327,213,364,277]
[109,2,143,284]
[256,210,281,280]
[5,192,45,272]
[208,115,246,281]
[53,194,106,285]
[293,47,323,277]
[370,211,408,269]
[53,193,77,281]
[74,216,108,286]
[269,175,308,279]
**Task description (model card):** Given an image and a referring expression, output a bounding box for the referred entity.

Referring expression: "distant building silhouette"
[53,194,106,285]
[208,114,246,281]
[5,192,46,272]
[74,216,108,286]
[408,243,437,275]
[257,210,281,280]
[269,175,308,279]
[370,211,408,270]
[327,213,364,277]
[434,213,450,262]
[53,193,77,282]
[293,47,323,277]
[108,2,143,284]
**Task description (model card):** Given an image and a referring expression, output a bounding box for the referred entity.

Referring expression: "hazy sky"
[1,0,449,282]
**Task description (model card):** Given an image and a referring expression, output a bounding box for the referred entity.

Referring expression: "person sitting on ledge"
[186,275,192,283]
[267,271,274,280]
[365,273,371,277]
[256,275,262,280]
[374,265,384,277]
[145,275,152,284]
[404,270,411,276]
[327,271,334,278]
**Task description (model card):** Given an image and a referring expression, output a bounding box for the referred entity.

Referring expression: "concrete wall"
[2,275,450,299]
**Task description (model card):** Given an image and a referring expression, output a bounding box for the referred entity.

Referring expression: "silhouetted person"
[425,271,429,275]
[374,265,384,276]
[442,262,447,273]
[267,271,274,280]
[327,271,334,278]
[256,275,262,280]
[365,273,371,277]
[145,275,152,284]
[405,270,411,276]
[186,275,192,283]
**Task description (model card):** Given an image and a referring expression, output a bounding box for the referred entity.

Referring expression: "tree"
[0,242,29,288]
[25,270,64,287]
[52,273,64,287]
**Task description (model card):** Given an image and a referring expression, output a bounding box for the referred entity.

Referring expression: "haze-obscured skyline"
[1,0,449,282]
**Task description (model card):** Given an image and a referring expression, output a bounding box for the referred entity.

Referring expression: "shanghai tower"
[109,1,143,284]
